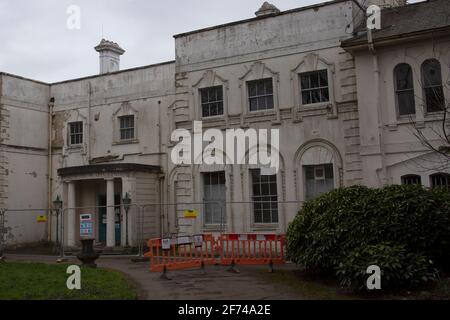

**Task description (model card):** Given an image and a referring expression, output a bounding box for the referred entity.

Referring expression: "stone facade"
[0,0,448,248]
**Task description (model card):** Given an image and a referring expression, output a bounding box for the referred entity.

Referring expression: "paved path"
[4,254,305,300]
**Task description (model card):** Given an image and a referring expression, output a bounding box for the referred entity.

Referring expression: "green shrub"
[286,185,450,290]
[336,243,437,290]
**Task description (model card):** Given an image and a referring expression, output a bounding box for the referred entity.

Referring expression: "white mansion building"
[1,0,449,249]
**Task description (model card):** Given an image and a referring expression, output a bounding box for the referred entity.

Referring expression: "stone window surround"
[192,70,229,123]
[63,109,88,154]
[387,55,449,131]
[192,164,232,233]
[294,139,343,202]
[290,53,338,122]
[112,102,139,145]
[239,61,281,126]
[68,121,84,147]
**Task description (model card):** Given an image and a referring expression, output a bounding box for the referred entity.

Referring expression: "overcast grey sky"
[0,0,423,83]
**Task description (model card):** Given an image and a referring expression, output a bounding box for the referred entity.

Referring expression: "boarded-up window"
[305,164,334,200]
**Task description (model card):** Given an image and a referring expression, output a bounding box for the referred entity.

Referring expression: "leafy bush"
[336,244,437,290]
[286,185,450,290]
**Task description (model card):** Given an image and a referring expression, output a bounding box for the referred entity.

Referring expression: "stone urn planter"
[77,239,100,268]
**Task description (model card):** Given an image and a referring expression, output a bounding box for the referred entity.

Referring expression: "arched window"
[394,63,416,116]
[430,173,450,190]
[422,59,445,113]
[401,175,422,186]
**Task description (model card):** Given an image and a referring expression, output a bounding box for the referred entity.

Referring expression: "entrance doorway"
[98,194,121,246]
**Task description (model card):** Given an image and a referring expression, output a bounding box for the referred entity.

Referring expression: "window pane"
[249,97,258,112]
[425,87,445,113]
[395,64,413,90]
[321,88,330,102]
[203,172,226,225]
[301,75,310,90]
[305,164,335,200]
[302,91,311,105]
[397,91,416,116]
[319,70,328,86]
[310,73,319,88]
[423,59,443,87]
[311,89,321,104]
[248,82,257,97]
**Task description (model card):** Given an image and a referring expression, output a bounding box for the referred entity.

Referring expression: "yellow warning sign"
[37,215,47,223]
[183,210,198,219]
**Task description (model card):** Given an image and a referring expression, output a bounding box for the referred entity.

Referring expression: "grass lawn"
[0,262,138,300]
[260,269,450,300]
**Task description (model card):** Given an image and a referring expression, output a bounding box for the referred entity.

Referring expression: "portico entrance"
[57,163,162,249]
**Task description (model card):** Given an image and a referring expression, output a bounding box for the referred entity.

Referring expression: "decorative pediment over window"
[193,70,228,89]
[113,101,138,118]
[291,53,335,75]
[239,61,279,83]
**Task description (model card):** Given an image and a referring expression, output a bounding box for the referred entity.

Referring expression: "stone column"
[106,178,116,248]
[67,181,76,247]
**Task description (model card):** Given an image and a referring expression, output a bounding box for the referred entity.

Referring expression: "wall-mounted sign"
[37,215,47,223]
[193,235,203,248]
[183,210,198,219]
[80,214,94,239]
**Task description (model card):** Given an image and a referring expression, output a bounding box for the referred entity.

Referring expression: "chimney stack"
[94,39,125,75]
[255,2,280,17]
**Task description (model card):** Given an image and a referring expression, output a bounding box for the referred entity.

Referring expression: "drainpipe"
[368,29,388,186]
[87,82,93,162]
[47,97,55,242]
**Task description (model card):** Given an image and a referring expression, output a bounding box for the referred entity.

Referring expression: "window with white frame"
[431,173,450,190]
[422,59,445,113]
[304,164,334,201]
[247,78,274,112]
[119,115,135,141]
[203,172,226,225]
[251,169,278,224]
[68,121,83,146]
[200,86,224,118]
[300,70,330,105]
[401,175,422,186]
[394,63,416,116]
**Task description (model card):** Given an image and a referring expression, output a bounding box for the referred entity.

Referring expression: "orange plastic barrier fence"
[146,234,216,272]
[219,234,285,266]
